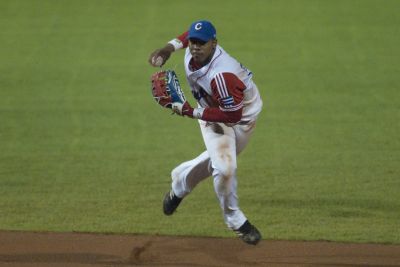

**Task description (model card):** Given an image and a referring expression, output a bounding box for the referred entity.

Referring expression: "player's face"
[189,38,217,66]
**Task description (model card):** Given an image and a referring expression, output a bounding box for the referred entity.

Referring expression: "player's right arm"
[148,32,188,67]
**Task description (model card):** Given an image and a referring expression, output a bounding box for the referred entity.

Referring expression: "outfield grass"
[0,0,399,244]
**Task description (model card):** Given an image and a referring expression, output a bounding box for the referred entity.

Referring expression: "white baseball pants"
[171,120,256,230]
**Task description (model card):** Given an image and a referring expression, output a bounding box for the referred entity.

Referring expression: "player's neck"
[202,48,216,66]
[191,49,216,70]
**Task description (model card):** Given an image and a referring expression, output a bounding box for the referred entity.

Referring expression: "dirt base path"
[0,231,399,267]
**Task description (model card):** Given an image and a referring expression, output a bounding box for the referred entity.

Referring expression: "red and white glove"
[151,70,204,119]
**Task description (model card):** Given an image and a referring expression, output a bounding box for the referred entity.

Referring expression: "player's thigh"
[200,122,237,176]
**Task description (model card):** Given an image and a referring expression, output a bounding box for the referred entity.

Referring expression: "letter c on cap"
[195,23,202,30]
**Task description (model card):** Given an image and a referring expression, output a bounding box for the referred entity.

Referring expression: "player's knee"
[171,167,181,181]
[212,154,237,178]
[213,164,237,180]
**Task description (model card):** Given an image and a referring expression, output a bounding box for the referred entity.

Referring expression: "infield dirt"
[0,231,399,267]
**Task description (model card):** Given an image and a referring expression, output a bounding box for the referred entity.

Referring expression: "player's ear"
[212,39,217,48]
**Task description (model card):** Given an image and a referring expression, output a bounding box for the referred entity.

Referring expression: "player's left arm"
[176,72,245,124]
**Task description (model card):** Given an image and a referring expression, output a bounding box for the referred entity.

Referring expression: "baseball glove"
[151,70,186,109]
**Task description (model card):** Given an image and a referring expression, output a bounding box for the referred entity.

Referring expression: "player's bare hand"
[148,44,175,67]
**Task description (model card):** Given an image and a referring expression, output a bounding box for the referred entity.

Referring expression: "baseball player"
[148,20,263,245]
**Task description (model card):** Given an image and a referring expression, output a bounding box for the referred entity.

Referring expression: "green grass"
[1,0,399,244]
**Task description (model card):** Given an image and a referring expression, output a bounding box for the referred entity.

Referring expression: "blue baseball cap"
[188,20,216,42]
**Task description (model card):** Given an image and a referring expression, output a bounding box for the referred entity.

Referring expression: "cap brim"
[188,32,213,42]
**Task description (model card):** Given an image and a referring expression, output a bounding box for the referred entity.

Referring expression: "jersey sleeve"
[194,73,245,124]
[168,31,189,50]
[210,72,246,112]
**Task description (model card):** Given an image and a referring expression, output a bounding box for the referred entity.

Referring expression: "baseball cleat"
[234,220,262,245]
[163,190,182,215]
